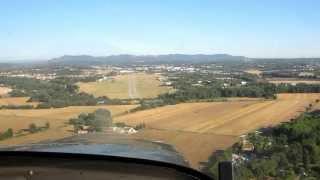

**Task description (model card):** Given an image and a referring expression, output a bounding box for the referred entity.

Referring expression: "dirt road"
[128,74,139,99]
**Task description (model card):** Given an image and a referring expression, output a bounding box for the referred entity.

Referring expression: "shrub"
[0,128,14,140]
[29,123,38,133]
[115,122,126,127]
[135,123,146,130]
[45,122,50,129]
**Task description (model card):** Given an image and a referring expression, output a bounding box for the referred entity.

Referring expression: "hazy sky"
[1,0,320,60]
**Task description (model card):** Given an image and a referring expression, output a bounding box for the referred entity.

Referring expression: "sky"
[1,0,320,60]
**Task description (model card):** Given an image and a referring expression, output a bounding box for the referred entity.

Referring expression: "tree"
[45,122,50,129]
[69,109,113,132]
[6,128,13,138]
[9,89,27,97]
[0,128,14,140]
[29,123,38,133]
[135,123,146,130]
[90,109,112,132]
[115,122,126,127]
[303,147,310,170]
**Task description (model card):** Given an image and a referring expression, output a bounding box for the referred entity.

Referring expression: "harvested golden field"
[268,79,320,85]
[134,129,238,168]
[1,94,318,169]
[0,86,12,96]
[0,97,38,106]
[77,73,171,99]
[0,105,137,145]
[245,69,262,76]
[115,93,320,168]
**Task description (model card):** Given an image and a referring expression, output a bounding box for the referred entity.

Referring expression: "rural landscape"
[1,55,320,178]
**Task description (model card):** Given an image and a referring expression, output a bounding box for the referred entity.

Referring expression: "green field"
[77,73,172,99]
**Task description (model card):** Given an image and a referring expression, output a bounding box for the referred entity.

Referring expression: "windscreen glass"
[0,1,320,179]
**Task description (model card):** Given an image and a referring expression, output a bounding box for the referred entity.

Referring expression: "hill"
[48,54,247,66]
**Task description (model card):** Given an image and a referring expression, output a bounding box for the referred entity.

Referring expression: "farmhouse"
[77,129,89,134]
[298,72,314,77]
[161,81,172,86]
[98,76,113,82]
[76,125,91,134]
[239,135,254,152]
[241,140,254,152]
[240,81,247,86]
[112,126,137,134]
[119,70,135,74]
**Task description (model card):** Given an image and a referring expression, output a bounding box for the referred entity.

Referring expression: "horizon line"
[2,53,320,63]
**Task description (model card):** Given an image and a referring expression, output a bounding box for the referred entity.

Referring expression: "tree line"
[134,83,277,111]
[2,75,320,110]
[0,122,50,141]
[0,76,129,108]
[134,81,320,111]
[69,109,112,132]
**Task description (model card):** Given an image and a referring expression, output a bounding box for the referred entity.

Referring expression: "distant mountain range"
[2,54,320,68]
[48,54,248,65]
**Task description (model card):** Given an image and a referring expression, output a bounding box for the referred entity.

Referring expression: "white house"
[164,82,172,86]
[77,125,91,134]
[241,81,247,86]
[125,127,137,134]
[298,72,314,77]
[112,126,137,134]
[77,130,89,134]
